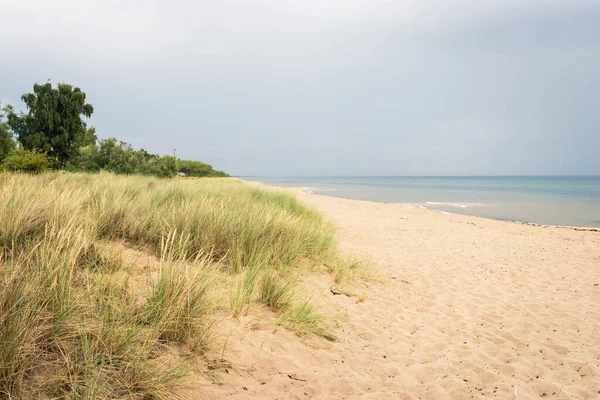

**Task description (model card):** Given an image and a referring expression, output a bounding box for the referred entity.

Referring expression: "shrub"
[177,159,228,177]
[1,148,50,173]
[137,155,177,178]
[65,144,102,172]
[97,138,141,174]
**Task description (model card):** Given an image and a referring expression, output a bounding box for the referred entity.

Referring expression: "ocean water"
[247,176,600,227]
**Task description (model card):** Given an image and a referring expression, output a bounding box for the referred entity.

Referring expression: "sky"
[1,0,599,176]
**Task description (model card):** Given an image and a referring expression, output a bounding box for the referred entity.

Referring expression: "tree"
[177,159,229,177]
[5,82,95,167]
[137,155,177,178]
[0,111,16,162]
[96,138,140,174]
[65,144,102,172]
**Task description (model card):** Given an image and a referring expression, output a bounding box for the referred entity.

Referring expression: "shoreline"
[241,179,600,232]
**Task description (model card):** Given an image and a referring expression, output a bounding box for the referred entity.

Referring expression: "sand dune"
[183,190,600,399]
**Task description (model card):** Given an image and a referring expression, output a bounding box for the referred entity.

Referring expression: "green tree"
[65,144,102,172]
[0,111,16,162]
[137,155,177,178]
[96,138,159,174]
[5,82,95,167]
[177,159,229,177]
[74,126,97,150]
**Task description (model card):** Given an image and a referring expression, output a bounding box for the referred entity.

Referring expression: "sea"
[246,176,600,228]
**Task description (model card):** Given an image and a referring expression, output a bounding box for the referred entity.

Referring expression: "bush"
[137,155,177,178]
[1,148,50,173]
[97,138,141,174]
[65,144,102,172]
[177,159,228,177]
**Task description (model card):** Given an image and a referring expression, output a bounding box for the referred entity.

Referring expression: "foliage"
[68,139,178,178]
[65,144,102,172]
[177,159,228,177]
[138,155,178,178]
[1,148,51,173]
[96,138,141,174]
[4,83,95,167]
[0,117,16,162]
[3,82,228,178]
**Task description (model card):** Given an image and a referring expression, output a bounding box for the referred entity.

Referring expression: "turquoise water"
[247,176,600,227]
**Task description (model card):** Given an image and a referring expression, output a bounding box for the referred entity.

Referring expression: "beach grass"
[276,298,336,341]
[0,171,340,398]
[258,269,295,311]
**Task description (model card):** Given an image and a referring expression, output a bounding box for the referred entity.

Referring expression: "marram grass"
[277,298,336,342]
[0,171,346,399]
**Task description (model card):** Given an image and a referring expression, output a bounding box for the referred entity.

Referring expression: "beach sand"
[182,188,600,399]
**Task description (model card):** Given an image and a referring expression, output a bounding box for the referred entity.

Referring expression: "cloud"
[1,0,599,175]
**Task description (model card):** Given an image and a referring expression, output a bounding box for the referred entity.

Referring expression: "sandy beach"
[185,187,600,400]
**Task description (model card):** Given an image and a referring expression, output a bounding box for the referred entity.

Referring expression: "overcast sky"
[1,0,599,176]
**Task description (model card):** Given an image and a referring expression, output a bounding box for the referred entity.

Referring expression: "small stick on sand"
[287,374,307,382]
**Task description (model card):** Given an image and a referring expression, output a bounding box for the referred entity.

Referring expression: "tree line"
[0,82,228,178]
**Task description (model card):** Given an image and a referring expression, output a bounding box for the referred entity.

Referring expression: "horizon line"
[233,174,600,178]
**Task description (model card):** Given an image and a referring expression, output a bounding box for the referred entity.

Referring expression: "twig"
[288,374,307,382]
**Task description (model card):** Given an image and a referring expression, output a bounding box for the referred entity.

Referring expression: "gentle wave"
[299,187,315,194]
[413,204,454,215]
[299,187,339,194]
[300,187,338,195]
[426,201,491,208]
[426,201,467,208]
[435,210,453,215]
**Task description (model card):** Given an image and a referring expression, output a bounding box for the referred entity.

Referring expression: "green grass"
[277,298,336,341]
[258,269,295,311]
[228,266,261,318]
[0,171,351,398]
[328,257,366,286]
[143,249,218,348]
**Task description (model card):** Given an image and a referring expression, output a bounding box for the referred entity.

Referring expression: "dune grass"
[0,171,343,398]
[258,269,295,311]
[328,257,368,286]
[276,298,336,342]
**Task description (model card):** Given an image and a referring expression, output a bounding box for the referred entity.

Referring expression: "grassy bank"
[0,172,338,399]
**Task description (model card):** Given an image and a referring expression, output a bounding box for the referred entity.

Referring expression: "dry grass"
[327,257,370,286]
[0,171,351,398]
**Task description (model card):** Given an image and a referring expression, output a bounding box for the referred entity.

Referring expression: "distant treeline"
[0,82,228,178]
